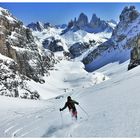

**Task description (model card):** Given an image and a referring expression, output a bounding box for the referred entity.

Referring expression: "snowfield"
[27,59,108,99]
[1,59,140,137]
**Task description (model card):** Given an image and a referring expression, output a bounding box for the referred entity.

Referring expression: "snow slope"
[32,27,69,52]
[61,30,111,47]
[27,59,108,99]
[1,59,140,137]
[32,26,111,54]
[85,47,131,72]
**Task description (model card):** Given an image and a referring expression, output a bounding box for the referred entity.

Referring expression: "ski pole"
[60,111,63,127]
[79,105,89,117]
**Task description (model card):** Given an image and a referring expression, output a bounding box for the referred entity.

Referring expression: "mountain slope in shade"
[83,6,140,72]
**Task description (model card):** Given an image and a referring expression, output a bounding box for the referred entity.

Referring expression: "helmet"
[67,96,71,100]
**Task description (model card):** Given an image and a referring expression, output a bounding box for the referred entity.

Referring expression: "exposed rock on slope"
[128,36,140,70]
[27,12,115,61]
[61,12,115,34]
[82,6,140,71]
[89,14,113,33]
[0,7,56,99]
[43,36,64,52]
[77,13,88,28]
[0,54,40,99]
[69,42,92,58]
[27,21,55,31]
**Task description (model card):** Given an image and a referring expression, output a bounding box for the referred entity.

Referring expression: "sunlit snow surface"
[1,59,140,137]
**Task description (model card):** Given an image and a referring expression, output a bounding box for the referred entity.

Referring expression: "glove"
[60,108,62,111]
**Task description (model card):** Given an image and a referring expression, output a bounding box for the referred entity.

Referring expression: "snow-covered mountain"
[27,21,55,31]
[0,6,113,99]
[83,6,140,72]
[27,12,116,61]
[1,5,140,138]
[0,7,57,99]
[61,13,116,34]
[1,5,140,100]
[107,19,117,29]
[28,13,116,34]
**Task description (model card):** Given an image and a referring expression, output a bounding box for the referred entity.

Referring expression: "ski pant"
[69,109,77,119]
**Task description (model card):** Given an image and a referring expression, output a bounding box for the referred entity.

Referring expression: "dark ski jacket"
[61,99,79,112]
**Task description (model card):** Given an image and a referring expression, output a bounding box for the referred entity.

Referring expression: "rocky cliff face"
[128,36,140,70]
[61,12,115,34]
[77,13,88,28]
[27,21,55,31]
[0,55,40,99]
[112,6,139,43]
[27,12,115,61]
[114,6,140,70]
[82,6,140,71]
[27,21,44,31]
[0,7,56,99]
[89,14,113,33]
[43,36,64,52]
[69,42,90,58]
[113,6,140,70]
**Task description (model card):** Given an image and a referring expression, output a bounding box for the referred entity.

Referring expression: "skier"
[60,96,79,120]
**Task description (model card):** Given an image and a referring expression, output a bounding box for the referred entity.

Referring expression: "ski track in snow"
[1,60,140,137]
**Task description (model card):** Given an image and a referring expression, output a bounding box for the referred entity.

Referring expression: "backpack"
[67,100,76,111]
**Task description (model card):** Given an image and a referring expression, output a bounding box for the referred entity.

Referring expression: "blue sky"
[0,3,140,25]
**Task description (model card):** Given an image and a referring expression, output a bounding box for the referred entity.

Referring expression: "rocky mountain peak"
[0,7,10,16]
[0,7,18,24]
[44,22,53,28]
[82,5,140,72]
[27,21,54,31]
[89,13,113,33]
[90,14,99,23]
[0,7,56,99]
[36,21,43,26]
[77,12,88,27]
[27,21,44,31]
[61,12,115,34]
[112,6,140,41]
[119,6,139,23]
[89,13,101,28]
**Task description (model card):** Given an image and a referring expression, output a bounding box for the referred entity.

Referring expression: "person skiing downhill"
[60,96,79,120]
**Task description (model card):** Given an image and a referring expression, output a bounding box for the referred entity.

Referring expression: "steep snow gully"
[1,59,140,137]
